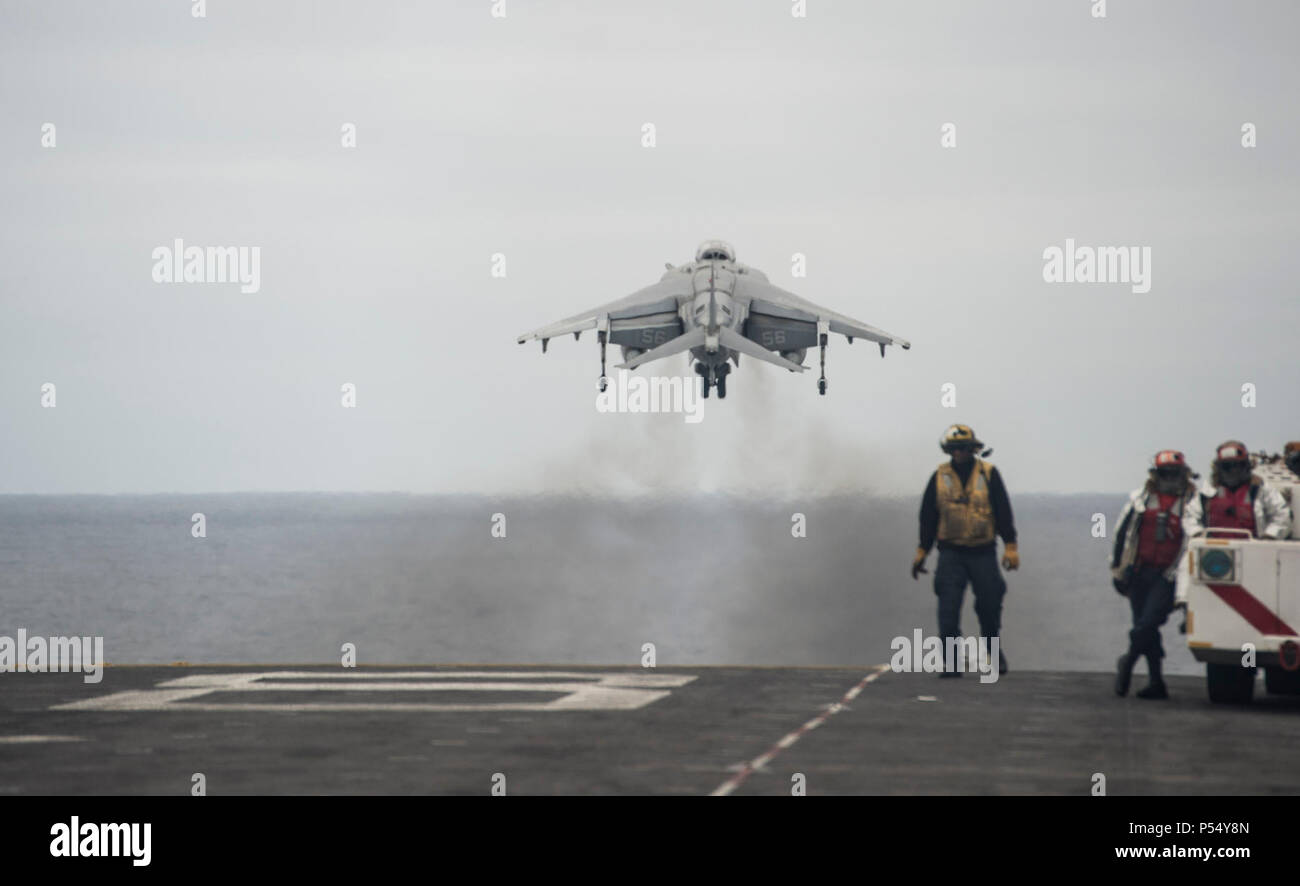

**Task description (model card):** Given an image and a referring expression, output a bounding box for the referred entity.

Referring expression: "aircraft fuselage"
[684,260,739,370]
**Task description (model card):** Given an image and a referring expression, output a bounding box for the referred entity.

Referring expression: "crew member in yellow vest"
[912,425,1019,677]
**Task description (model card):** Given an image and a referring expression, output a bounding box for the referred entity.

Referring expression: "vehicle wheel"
[716,374,726,398]
[1206,663,1256,704]
[1264,666,1300,695]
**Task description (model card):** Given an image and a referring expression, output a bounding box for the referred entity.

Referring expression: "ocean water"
[0,493,1198,675]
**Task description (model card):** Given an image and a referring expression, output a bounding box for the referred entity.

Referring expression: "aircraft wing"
[516,276,693,348]
[733,276,911,351]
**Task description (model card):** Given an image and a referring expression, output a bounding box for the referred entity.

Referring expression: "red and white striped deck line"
[709,665,890,797]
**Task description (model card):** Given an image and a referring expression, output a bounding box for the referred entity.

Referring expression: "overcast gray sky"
[2,0,1296,496]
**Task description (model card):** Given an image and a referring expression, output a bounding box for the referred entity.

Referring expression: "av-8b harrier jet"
[516,241,911,398]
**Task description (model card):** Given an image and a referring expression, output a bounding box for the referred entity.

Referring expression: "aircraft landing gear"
[695,361,709,398]
[696,361,729,398]
[597,331,608,391]
[818,332,828,396]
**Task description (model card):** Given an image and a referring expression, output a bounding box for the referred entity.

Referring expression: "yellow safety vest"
[936,459,996,546]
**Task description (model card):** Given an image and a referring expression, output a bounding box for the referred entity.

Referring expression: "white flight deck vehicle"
[1178,452,1300,704]
[516,241,910,398]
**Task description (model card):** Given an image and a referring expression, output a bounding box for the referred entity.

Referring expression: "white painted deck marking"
[52,670,697,713]
[0,735,87,744]
[710,665,889,797]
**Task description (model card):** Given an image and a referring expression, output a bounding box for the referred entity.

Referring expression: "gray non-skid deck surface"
[2,665,1298,795]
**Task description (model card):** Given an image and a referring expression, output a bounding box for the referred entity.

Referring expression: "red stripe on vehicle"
[1207,584,1297,636]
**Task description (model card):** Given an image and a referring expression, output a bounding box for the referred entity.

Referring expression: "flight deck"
[3,664,1298,795]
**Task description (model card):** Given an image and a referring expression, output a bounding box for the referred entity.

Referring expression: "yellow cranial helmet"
[939,424,984,453]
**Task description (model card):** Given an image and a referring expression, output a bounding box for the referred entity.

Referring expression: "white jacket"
[1183,479,1292,540]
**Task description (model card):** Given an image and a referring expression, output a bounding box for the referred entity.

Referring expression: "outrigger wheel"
[597,331,608,391]
[818,332,828,396]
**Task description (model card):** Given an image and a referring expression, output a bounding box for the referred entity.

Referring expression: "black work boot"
[1115,653,1136,697]
[939,647,963,678]
[978,637,1007,676]
[1136,655,1168,699]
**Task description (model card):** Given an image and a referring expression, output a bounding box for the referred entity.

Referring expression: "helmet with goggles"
[1212,440,1254,488]
[939,424,985,455]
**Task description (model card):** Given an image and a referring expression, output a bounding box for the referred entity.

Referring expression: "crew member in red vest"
[1110,450,1197,699]
[1286,441,1300,479]
[1184,441,1291,541]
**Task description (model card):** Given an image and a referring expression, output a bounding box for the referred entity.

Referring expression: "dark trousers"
[935,546,1006,665]
[1126,566,1175,661]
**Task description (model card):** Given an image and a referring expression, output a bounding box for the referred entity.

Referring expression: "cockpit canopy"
[695,240,735,263]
